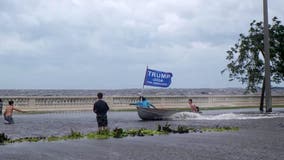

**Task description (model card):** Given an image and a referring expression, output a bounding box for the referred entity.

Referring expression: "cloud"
[0,0,284,89]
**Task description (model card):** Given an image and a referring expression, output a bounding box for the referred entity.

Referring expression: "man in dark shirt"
[93,92,109,131]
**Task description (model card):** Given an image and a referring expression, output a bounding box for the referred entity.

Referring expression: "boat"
[136,107,180,120]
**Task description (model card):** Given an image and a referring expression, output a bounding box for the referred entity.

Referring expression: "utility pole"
[263,0,272,112]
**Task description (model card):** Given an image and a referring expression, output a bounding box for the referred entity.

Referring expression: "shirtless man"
[0,98,3,115]
[188,99,200,113]
[4,100,25,124]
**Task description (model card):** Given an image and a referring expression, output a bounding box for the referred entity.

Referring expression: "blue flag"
[143,68,173,87]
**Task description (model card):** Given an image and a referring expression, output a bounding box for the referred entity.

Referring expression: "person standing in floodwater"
[4,100,25,124]
[93,92,109,131]
[0,99,3,115]
[188,99,200,113]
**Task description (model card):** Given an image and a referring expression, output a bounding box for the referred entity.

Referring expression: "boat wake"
[170,112,284,120]
[170,112,202,120]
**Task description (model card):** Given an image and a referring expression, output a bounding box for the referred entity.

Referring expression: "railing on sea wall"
[0,95,284,111]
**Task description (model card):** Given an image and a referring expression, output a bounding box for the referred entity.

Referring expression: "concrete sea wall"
[0,95,284,111]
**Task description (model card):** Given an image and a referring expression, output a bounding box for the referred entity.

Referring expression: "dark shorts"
[196,106,200,112]
[4,115,15,124]
[96,115,108,127]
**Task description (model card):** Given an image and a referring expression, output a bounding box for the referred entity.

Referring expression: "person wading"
[93,92,109,131]
[188,99,200,113]
[0,99,3,115]
[3,100,25,124]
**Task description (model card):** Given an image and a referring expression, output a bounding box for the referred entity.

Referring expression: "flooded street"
[1,108,284,160]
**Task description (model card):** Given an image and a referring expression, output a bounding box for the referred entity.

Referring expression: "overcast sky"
[0,0,284,89]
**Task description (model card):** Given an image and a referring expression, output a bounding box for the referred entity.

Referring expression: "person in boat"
[188,99,200,113]
[3,100,25,124]
[130,96,156,109]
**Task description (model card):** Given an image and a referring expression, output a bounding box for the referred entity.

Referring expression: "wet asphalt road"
[1,109,284,160]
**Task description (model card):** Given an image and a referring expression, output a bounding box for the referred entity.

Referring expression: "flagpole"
[141,66,148,96]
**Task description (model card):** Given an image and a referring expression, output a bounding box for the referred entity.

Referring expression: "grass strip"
[0,124,239,145]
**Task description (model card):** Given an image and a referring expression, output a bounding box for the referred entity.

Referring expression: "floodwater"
[1,108,284,160]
